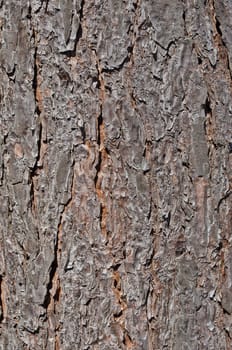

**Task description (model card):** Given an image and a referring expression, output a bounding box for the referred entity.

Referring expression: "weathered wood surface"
[0,0,232,349]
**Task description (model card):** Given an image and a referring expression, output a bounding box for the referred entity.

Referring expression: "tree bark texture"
[0,0,232,349]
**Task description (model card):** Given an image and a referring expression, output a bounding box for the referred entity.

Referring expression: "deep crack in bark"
[214,12,232,78]
[30,30,47,215]
[93,51,109,241]
[0,276,4,323]
[209,0,232,81]
[0,276,6,323]
[44,162,75,347]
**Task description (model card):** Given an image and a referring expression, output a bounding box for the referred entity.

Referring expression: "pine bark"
[0,0,232,349]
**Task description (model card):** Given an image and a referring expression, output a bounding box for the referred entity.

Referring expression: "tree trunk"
[0,0,232,349]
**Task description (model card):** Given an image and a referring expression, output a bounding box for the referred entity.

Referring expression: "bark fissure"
[0,134,8,186]
[216,190,232,212]
[214,13,232,77]
[29,121,42,215]
[182,3,187,36]
[34,0,47,14]
[127,1,144,113]
[112,269,133,349]
[93,51,109,240]
[0,276,6,323]
[209,0,232,81]
[34,0,49,14]
[204,95,216,150]
[0,276,4,323]
[32,36,39,106]
[43,163,75,347]
[30,29,48,215]
[77,0,85,41]
[93,49,135,345]
[128,0,140,68]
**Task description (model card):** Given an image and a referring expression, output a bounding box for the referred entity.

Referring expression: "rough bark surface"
[0,0,232,349]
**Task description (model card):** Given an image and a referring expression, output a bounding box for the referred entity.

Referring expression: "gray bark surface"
[0,0,232,349]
